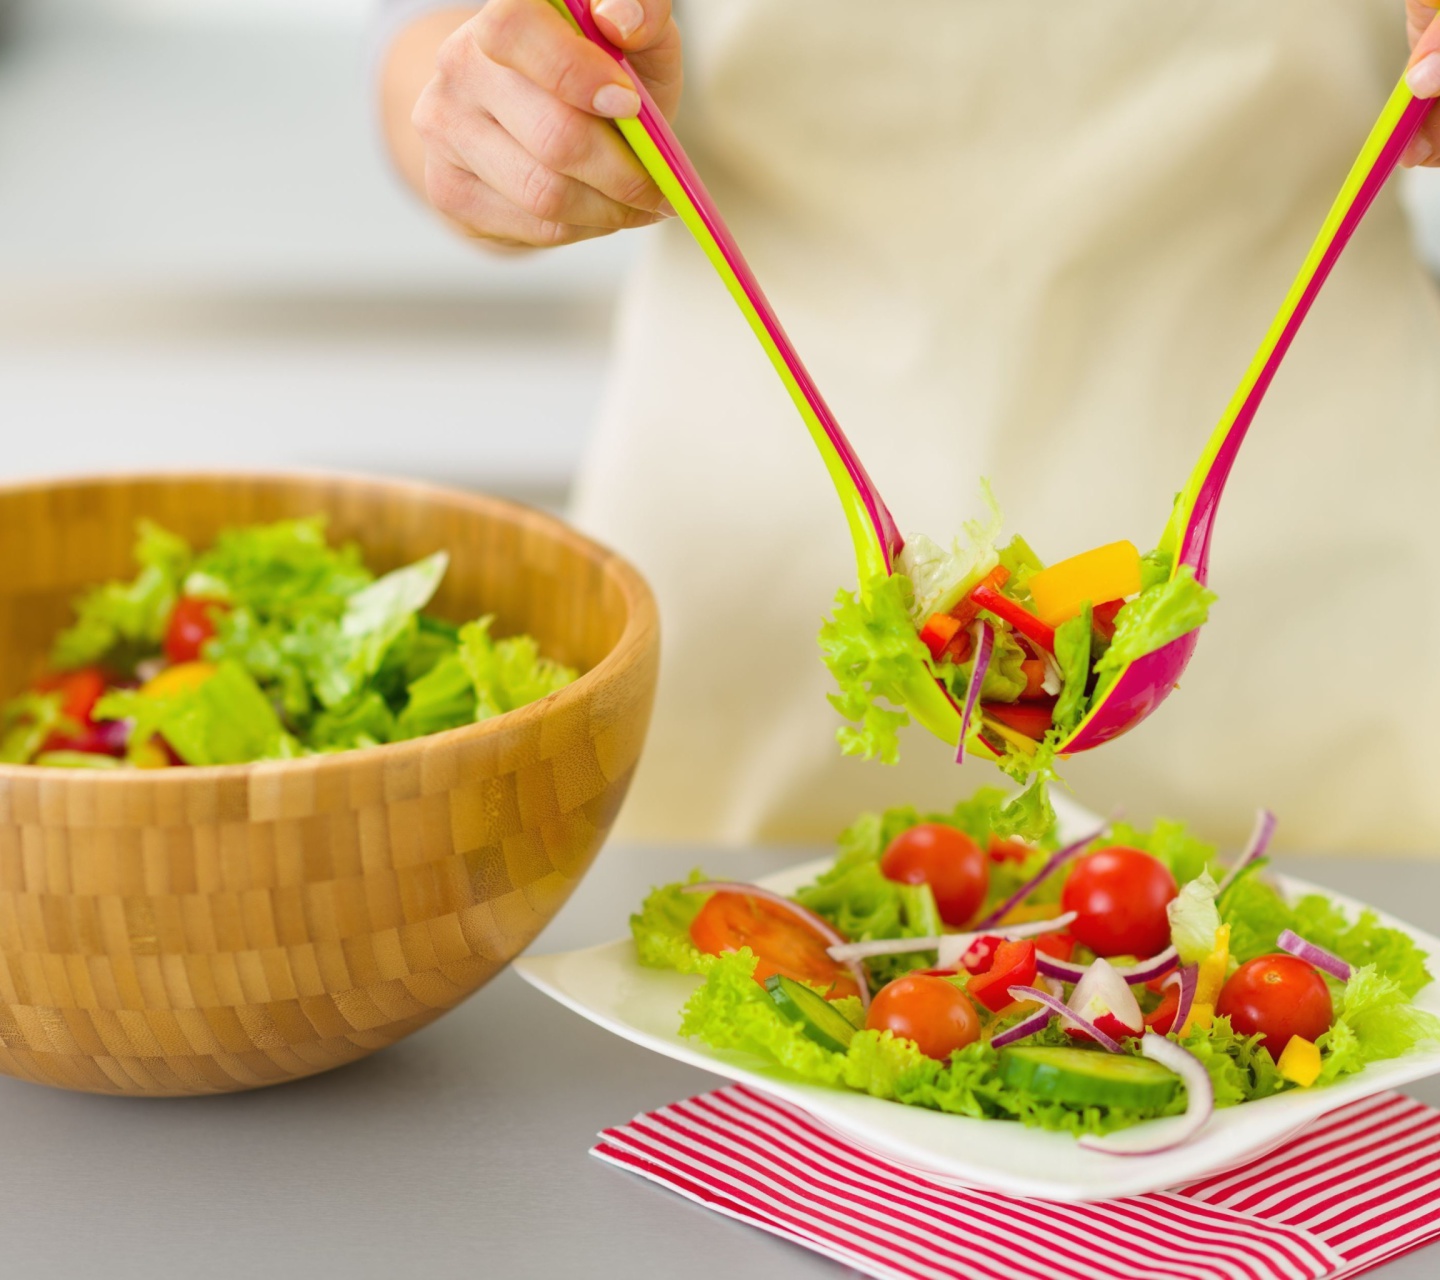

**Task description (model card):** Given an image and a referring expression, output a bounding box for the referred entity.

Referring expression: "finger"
[589,0,671,52]
[447,110,664,229]
[423,157,614,247]
[1409,0,1440,49]
[474,0,640,119]
[482,65,668,212]
[1404,115,1440,167]
[1404,6,1440,166]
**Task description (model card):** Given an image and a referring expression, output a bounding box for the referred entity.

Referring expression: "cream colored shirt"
[567,0,1440,851]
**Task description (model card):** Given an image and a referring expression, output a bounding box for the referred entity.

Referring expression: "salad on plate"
[631,785,1440,1154]
[0,517,577,769]
[820,485,1216,780]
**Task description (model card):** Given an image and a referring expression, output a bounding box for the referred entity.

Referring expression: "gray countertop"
[2,847,1437,1280]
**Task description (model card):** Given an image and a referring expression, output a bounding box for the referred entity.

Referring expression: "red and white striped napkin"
[593,1086,1440,1280]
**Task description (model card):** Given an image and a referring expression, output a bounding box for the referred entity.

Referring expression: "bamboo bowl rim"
[0,468,658,788]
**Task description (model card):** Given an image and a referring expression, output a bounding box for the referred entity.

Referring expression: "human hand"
[1404,0,1440,165]
[407,0,681,247]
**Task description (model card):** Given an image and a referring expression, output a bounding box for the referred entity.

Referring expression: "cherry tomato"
[1060,846,1178,958]
[1216,954,1333,1056]
[35,667,108,725]
[865,974,980,1061]
[689,892,859,1000]
[966,939,1038,1013]
[164,597,228,665]
[879,824,989,928]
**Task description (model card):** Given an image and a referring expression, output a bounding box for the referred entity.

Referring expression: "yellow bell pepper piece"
[1027,541,1142,627]
[127,739,172,770]
[1183,1001,1214,1033]
[1277,1036,1323,1087]
[142,661,217,700]
[1195,923,1231,1004]
[1180,923,1231,1035]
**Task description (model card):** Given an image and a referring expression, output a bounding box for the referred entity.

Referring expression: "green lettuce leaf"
[1108,817,1219,885]
[630,876,714,976]
[941,628,1028,704]
[51,520,191,670]
[0,692,65,764]
[1220,878,1433,996]
[1319,964,1440,1080]
[996,534,1045,607]
[1139,548,1173,592]
[1051,604,1092,736]
[1095,564,1216,676]
[818,572,929,765]
[895,480,1004,620]
[460,618,577,719]
[1168,871,1223,965]
[185,517,370,621]
[96,660,298,766]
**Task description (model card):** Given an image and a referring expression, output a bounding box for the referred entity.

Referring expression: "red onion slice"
[826,912,1078,967]
[955,621,994,765]
[1007,984,1123,1053]
[990,1005,1055,1050]
[1217,808,1277,895]
[972,826,1107,930]
[1036,945,1179,986]
[1166,963,1199,1033]
[1277,929,1352,981]
[1078,1033,1215,1156]
[682,881,870,1007]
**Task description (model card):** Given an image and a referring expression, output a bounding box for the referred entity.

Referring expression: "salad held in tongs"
[819,484,1216,780]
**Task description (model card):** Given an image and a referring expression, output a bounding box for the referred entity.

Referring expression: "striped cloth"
[592,1086,1440,1280]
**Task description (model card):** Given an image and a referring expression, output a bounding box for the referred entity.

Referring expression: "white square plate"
[516,861,1440,1202]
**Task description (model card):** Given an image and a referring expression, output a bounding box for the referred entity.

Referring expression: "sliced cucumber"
[764,974,859,1053]
[998,1045,1178,1109]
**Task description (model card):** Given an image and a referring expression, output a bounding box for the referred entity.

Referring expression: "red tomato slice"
[689,891,858,1000]
[164,597,229,665]
[1018,660,1048,700]
[35,666,108,725]
[966,939,1038,1013]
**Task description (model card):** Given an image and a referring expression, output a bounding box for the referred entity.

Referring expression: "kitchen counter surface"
[1,846,1437,1279]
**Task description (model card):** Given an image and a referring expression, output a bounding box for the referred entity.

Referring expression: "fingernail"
[593,83,641,118]
[1407,52,1440,99]
[593,0,644,40]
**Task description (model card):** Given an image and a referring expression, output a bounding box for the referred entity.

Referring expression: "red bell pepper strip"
[1143,984,1181,1036]
[967,939,1039,1013]
[949,566,1011,631]
[919,613,961,661]
[960,935,1003,975]
[35,667,108,726]
[987,835,1032,865]
[980,699,1054,741]
[1092,598,1124,642]
[970,584,1056,655]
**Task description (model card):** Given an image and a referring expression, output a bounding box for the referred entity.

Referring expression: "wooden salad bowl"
[0,473,659,1096]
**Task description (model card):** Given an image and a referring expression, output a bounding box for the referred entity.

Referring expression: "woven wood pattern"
[0,473,659,1095]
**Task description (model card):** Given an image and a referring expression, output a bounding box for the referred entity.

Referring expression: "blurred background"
[4,0,1440,514]
[0,0,643,510]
